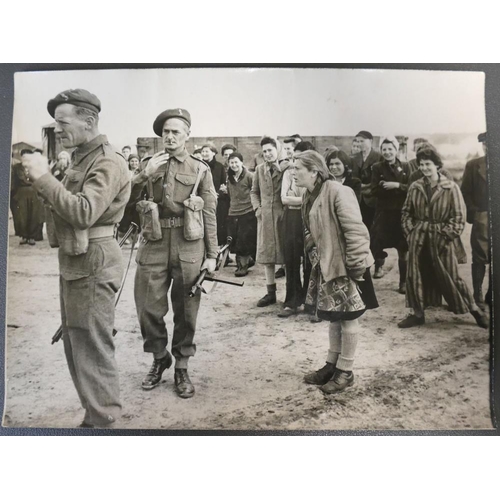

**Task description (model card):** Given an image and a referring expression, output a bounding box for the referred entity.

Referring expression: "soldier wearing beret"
[461,132,490,310]
[132,108,218,398]
[24,88,131,428]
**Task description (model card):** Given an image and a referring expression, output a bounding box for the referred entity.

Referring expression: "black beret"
[153,108,191,137]
[355,130,373,140]
[478,132,487,143]
[47,89,101,118]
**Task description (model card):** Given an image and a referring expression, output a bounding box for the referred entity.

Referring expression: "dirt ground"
[3,219,494,431]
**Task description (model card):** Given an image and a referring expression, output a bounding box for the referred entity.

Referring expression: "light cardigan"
[306,180,374,282]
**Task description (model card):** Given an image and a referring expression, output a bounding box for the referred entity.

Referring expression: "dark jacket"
[208,158,227,193]
[370,159,412,211]
[352,149,383,184]
[460,156,488,222]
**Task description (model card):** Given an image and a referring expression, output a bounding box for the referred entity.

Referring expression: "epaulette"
[190,155,210,170]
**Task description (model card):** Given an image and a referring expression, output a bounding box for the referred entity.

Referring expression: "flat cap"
[355,130,373,140]
[478,132,487,143]
[47,88,101,118]
[153,108,191,137]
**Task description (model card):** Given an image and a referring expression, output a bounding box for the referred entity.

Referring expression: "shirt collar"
[170,147,189,162]
[72,134,108,165]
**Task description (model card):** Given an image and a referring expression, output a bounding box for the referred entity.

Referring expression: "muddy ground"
[3,220,494,431]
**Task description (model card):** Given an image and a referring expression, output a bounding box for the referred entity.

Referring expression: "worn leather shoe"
[275,267,285,279]
[398,283,406,295]
[320,369,354,394]
[398,314,425,328]
[257,293,276,307]
[174,368,195,398]
[304,362,336,385]
[141,352,173,390]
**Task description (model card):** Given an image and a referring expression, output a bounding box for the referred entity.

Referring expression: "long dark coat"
[401,177,475,314]
[250,161,287,264]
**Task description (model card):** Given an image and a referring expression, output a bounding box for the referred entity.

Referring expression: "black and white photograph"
[2,67,494,431]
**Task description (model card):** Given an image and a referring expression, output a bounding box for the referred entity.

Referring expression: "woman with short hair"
[399,147,488,329]
[325,149,362,203]
[294,150,378,394]
[226,152,257,276]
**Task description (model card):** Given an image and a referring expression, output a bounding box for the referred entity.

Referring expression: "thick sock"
[153,349,168,360]
[327,321,342,365]
[175,357,189,370]
[266,283,277,294]
[265,264,276,285]
[336,320,361,372]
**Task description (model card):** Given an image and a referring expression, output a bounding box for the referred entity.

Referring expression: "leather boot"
[373,258,385,279]
[472,262,486,310]
[235,255,250,277]
[141,352,173,390]
[257,283,277,307]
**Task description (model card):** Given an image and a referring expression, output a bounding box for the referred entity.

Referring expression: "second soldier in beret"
[131,108,218,398]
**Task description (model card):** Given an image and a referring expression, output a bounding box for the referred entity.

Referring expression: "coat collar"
[413,176,453,205]
[72,134,108,166]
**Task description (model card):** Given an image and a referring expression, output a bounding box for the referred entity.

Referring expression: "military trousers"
[134,226,205,361]
[59,236,123,427]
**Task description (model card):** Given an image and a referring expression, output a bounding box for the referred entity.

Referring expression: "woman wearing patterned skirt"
[293,151,379,394]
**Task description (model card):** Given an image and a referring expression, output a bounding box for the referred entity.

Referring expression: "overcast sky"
[12,68,486,148]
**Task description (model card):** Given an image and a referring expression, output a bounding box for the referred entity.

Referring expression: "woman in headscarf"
[325,149,362,203]
[50,150,71,182]
[250,136,289,307]
[294,150,378,394]
[398,147,488,329]
[370,136,413,293]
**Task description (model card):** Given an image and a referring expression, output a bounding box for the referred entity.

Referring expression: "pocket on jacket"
[173,173,197,203]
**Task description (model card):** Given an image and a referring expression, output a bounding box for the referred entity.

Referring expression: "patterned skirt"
[305,264,379,322]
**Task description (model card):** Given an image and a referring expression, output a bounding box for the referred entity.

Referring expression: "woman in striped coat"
[398,147,488,329]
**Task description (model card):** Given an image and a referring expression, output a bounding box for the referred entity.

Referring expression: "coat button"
[191,258,195,263]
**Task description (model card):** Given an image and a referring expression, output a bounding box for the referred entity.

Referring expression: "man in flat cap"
[23,88,131,428]
[131,108,218,398]
[351,131,383,231]
[461,133,490,310]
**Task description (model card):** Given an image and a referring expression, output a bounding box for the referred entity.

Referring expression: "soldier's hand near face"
[143,152,170,178]
[201,258,217,274]
[23,152,51,181]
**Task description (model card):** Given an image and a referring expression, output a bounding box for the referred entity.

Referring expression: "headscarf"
[380,135,400,151]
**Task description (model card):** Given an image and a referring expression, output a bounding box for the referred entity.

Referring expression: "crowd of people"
[16,87,490,428]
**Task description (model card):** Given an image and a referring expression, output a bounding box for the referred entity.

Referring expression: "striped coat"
[401,177,475,314]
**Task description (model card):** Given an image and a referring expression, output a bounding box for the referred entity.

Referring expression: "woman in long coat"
[11,150,44,245]
[294,150,378,394]
[250,136,288,307]
[398,147,488,329]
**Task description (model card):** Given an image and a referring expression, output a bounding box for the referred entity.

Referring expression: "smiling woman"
[399,146,488,330]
